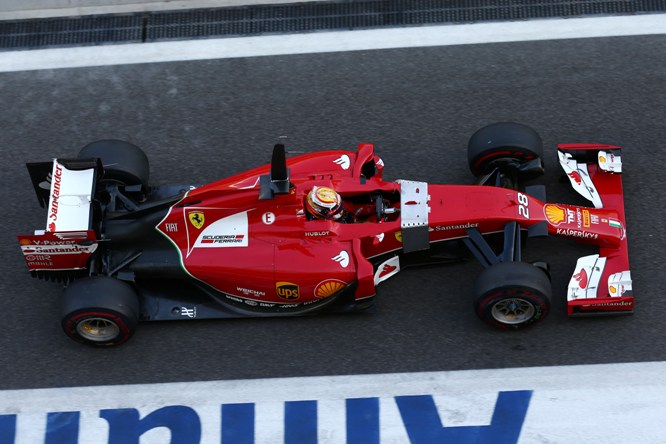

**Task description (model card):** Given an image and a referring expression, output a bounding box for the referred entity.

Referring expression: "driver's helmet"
[305,186,344,220]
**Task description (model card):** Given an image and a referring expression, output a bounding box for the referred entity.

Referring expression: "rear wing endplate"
[19,158,100,273]
[27,158,100,232]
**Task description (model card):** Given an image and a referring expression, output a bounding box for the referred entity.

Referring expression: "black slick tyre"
[78,139,149,189]
[467,122,543,177]
[473,261,551,329]
[61,277,140,346]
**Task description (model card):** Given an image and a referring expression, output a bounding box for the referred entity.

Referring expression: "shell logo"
[609,284,624,296]
[599,155,607,163]
[544,204,566,226]
[315,279,346,299]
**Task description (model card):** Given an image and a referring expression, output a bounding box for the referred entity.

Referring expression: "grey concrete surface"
[0,0,314,19]
[1,34,665,389]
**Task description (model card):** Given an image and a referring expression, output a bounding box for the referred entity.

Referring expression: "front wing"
[558,144,633,316]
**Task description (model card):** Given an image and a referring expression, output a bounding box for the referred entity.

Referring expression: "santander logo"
[47,165,63,230]
[573,269,588,289]
[378,263,397,278]
[567,171,583,185]
[333,155,351,170]
[332,251,350,268]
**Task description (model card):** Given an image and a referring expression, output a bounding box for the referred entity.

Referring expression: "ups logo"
[276,282,300,300]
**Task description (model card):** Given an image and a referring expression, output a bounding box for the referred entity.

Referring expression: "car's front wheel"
[473,261,551,329]
[61,277,139,346]
[467,122,544,179]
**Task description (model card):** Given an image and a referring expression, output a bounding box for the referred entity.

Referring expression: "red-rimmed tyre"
[467,122,543,178]
[473,261,551,329]
[61,277,140,346]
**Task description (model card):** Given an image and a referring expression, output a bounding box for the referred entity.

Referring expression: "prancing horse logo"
[188,211,205,229]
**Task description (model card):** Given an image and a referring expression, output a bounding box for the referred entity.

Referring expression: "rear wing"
[18,159,100,273]
[558,144,633,316]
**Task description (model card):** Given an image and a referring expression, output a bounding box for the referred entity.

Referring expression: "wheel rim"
[76,317,120,342]
[490,298,535,325]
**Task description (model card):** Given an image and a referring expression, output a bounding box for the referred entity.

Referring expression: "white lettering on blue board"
[0,391,531,443]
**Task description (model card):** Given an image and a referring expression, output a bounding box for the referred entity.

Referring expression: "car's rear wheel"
[78,139,149,190]
[473,261,551,329]
[467,122,544,178]
[61,277,140,346]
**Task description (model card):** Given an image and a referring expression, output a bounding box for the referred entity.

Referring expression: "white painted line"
[1,14,665,73]
[3,361,666,443]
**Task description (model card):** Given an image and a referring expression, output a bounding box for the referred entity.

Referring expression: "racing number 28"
[517,192,530,219]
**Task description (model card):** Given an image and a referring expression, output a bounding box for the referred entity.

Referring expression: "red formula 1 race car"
[18,123,633,346]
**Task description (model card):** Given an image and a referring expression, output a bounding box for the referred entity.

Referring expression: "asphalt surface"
[1,34,665,390]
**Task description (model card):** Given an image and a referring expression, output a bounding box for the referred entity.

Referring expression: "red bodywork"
[556,144,633,315]
[150,143,631,313]
[18,230,97,271]
[18,142,632,317]
[155,144,392,307]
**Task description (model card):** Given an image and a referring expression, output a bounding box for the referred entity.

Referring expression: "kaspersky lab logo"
[276,282,299,300]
